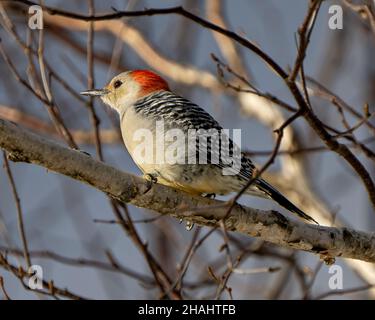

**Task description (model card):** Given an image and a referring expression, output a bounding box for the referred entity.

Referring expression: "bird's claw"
[144,173,158,183]
[185,220,194,231]
[143,173,158,193]
[179,218,194,231]
[79,149,92,157]
[202,193,216,199]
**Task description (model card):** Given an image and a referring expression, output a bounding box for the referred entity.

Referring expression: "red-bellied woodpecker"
[81,70,318,224]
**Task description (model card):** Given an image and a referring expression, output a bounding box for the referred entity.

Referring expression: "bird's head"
[80,70,170,113]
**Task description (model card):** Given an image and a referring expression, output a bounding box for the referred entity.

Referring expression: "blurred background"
[0,0,374,299]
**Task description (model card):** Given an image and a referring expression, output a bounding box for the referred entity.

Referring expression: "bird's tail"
[255,179,319,224]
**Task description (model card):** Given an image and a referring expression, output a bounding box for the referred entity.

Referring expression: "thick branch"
[0,118,375,263]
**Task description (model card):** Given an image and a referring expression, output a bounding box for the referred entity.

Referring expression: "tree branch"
[1,118,375,263]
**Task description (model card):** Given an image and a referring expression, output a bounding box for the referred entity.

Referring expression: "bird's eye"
[114,80,122,89]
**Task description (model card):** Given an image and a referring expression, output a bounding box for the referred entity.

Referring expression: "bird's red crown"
[130,70,170,96]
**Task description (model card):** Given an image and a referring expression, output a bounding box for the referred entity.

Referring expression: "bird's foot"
[79,149,92,157]
[143,173,158,193]
[179,219,195,231]
[202,193,216,199]
[144,173,158,183]
[185,220,194,231]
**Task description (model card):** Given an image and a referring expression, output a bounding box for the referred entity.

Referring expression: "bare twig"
[0,41,78,149]
[289,0,322,82]
[0,276,11,300]
[86,0,103,160]
[0,246,156,285]
[111,203,182,300]
[314,284,375,300]
[2,152,31,269]
[0,252,87,299]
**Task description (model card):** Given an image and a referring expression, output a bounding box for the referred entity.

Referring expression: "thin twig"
[0,252,87,300]
[314,284,375,300]
[2,152,31,269]
[86,0,103,160]
[289,0,322,82]
[0,276,11,300]
[0,246,156,285]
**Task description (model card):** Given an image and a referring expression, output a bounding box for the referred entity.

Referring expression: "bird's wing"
[135,91,256,178]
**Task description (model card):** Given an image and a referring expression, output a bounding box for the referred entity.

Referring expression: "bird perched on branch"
[81,70,317,224]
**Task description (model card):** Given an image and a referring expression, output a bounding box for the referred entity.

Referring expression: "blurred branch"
[211,53,297,112]
[0,246,156,286]
[245,136,375,157]
[0,252,87,299]
[14,0,287,77]
[0,276,11,300]
[306,76,375,136]
[313,284,375,300]
[1,118,375,263]
[42,16,220,91]
[0,36,78,149]
[2,152,31,269]
[0,104,121,144]
[205,0,249,79]
[111,203,182,300]
[289,0,322,82]
[86,0,103,160]
[343,0,375,37]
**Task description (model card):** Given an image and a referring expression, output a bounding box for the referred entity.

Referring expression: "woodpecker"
[81,70,318,224]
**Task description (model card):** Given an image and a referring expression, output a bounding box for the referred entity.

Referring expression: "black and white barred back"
[133,90,255,178]
[132,90,318,224]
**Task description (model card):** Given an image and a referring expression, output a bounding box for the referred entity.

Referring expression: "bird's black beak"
[80,88,109,96]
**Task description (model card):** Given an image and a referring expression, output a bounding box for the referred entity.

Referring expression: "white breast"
[120,106,186,181]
